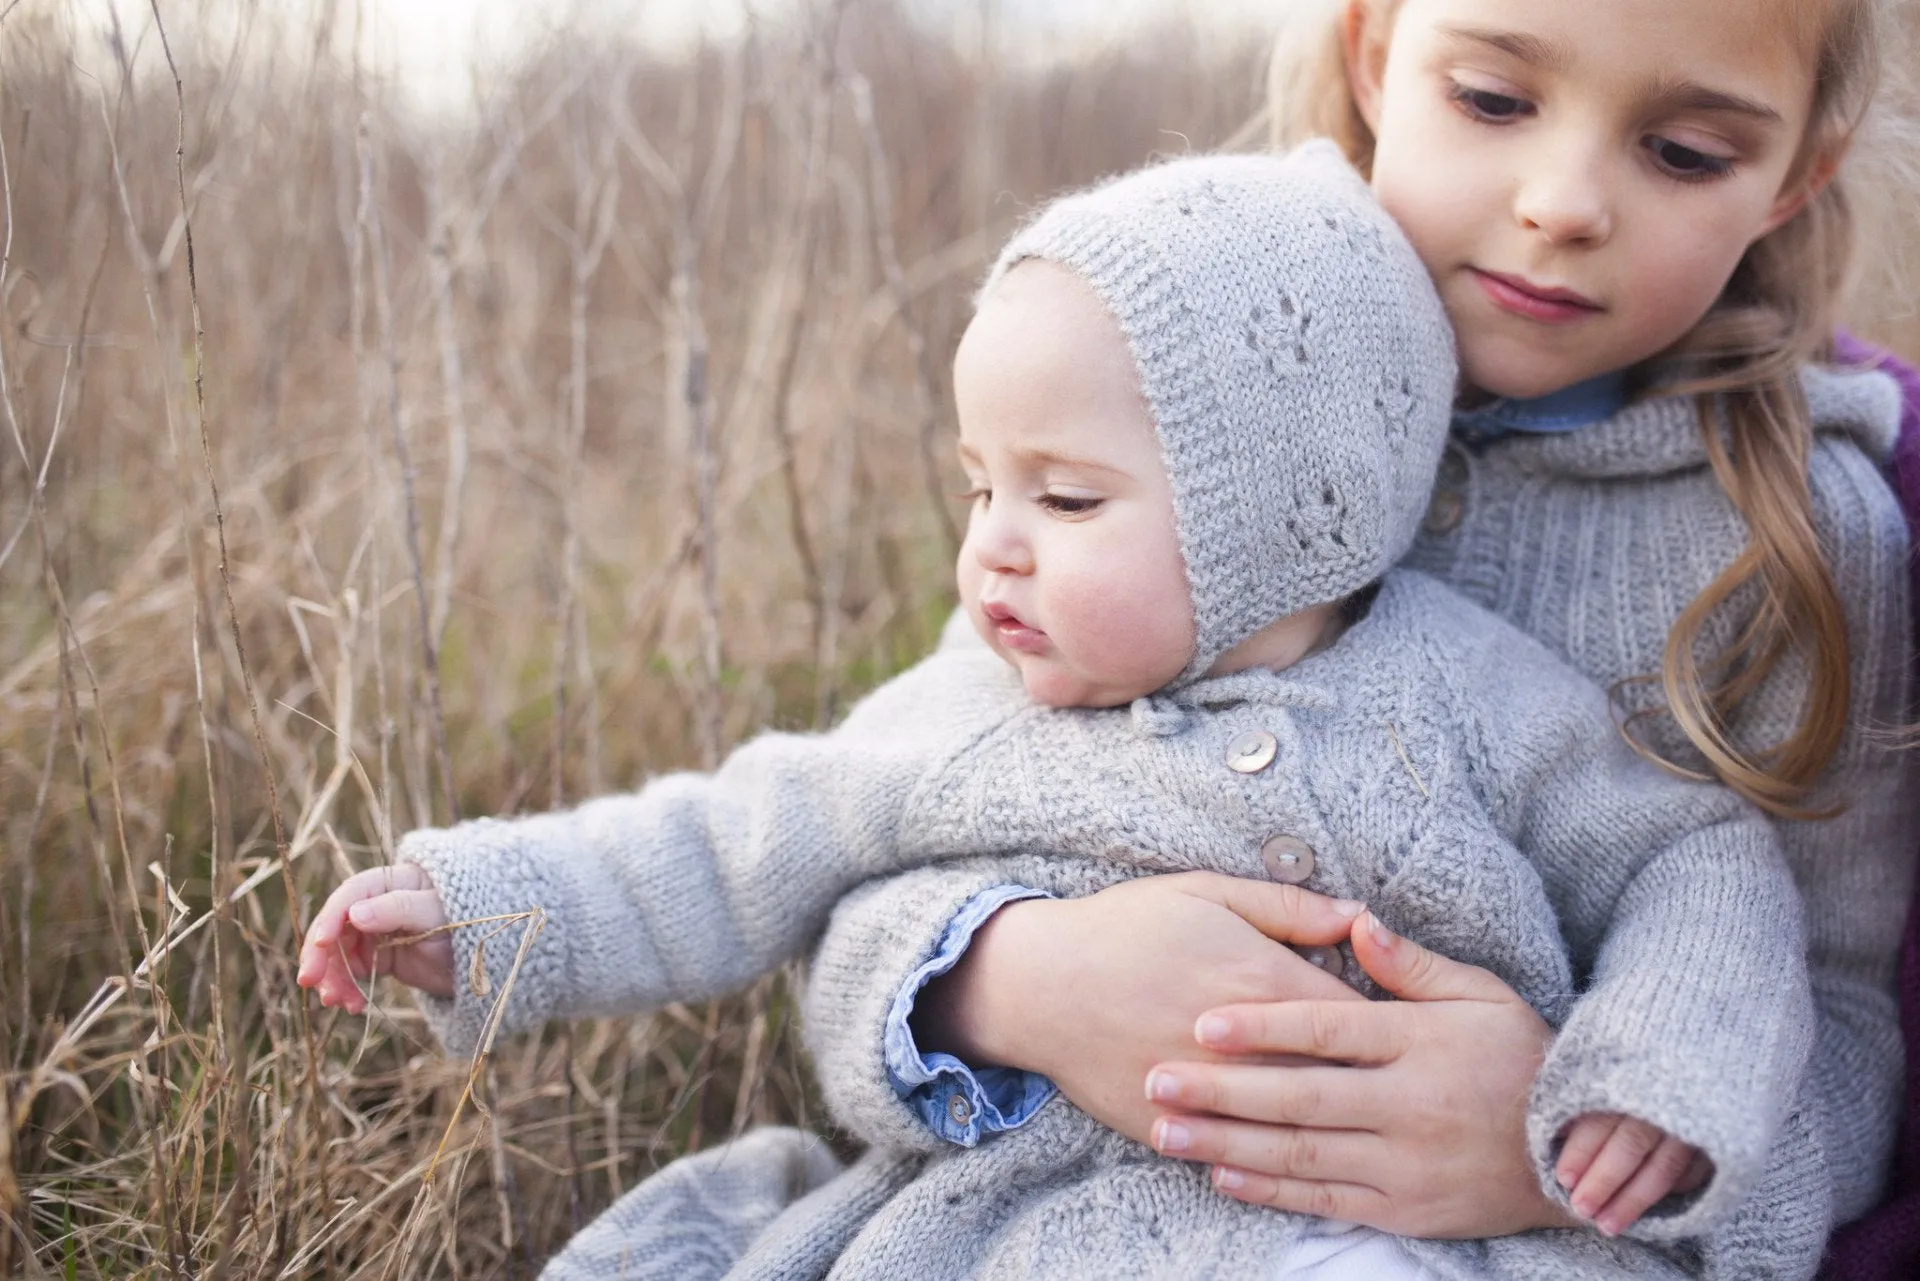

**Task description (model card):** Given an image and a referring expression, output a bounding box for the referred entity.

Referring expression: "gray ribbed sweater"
[784,365,1915,1280]
[406,538,1849,1280]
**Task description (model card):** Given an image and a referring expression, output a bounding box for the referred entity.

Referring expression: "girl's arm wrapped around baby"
[396,649,1018,1055]
[1446,609,1817,1245]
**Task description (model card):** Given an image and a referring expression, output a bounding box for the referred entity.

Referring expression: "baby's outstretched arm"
[296,865,454,1013]
[1557,1112,1713,1236]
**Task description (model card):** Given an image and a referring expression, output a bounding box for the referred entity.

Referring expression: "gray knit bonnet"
[982,141,1456,686]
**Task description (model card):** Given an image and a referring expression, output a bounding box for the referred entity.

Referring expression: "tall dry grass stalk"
[0,1,1267,1274]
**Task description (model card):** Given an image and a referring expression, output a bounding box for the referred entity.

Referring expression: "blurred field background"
[0,0,1275,1274]
[0,0,1915,1276]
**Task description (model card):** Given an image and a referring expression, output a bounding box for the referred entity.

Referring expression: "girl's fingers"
[1186,999,1408,1063]
[1593,1135,1704,1237]
[1184,873,1369,948]
[1555,1113,1623,1191]
[1566,1116,1665,1223]
[1146,1062,1381,1129]
[1208,1167,1391,1224]
[1347,911,1517,1005]
[1147,1112,1384,1183]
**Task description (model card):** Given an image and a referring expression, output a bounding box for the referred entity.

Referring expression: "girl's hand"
[1556,1112,1712,1237]
[911,872,1370,1147]
[296,864,455,1012]
[1144,912,1574,1238]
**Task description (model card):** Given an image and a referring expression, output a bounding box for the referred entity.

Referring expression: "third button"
[1261,835,1316,883]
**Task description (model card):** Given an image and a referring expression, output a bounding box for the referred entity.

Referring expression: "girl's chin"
[1459,339,1621,403]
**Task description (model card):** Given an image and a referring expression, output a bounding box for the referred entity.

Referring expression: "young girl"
[793,0,1917,1274]
[300,147,1821,1279]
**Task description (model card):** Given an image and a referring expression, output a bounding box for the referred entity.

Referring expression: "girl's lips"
[984,602,1049,654]
[1471,269,1603,324]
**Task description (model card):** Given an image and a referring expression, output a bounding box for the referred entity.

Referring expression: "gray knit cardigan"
[403,404,1908,1281]
[779,365,1916,1280]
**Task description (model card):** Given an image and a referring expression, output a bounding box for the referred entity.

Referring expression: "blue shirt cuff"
[883,884,1058,1147]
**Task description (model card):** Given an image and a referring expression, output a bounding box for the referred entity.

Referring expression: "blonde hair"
[1265,0,1919,818]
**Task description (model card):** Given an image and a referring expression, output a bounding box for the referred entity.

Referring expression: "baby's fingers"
[1564,1115,1675,1233]
[1565,1114,1657,1221]
[300,866,435,977]
[1591,1134,1703,1237]
[1554,1114,1620,1192]
[311,939,374,1012]
[345,888,449,939]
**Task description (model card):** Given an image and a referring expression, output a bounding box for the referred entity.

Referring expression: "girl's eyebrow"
[1437,23,1573,73]
[1438,22,1785,127]
[1640,76,1784,125]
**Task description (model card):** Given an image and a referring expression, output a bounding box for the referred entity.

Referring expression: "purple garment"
[1821,331,1920,1281]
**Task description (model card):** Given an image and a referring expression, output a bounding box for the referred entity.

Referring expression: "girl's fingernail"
[1146,1071,1182,1104]
[1214,1167,1245,1190]
[1365,911,1396,950]
[1195,1015,1232,1046]
[1597,1215,1621,1237]
[1556,1168,1575,1191]
[1332,898,1366,918]
[1153,1120,1191,1153]
[349,903,374,926]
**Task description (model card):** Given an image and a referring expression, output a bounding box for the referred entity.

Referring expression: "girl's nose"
[1513,150,1613,246]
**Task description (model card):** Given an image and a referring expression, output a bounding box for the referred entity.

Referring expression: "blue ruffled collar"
[1453,371,1629,443]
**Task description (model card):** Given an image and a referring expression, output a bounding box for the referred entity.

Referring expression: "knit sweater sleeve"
[397,651,1016,1055]
[1438,589,1815,1245]
[802,859,1057,1154]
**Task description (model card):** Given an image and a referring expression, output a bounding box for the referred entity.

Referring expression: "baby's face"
[952,262,1196,708]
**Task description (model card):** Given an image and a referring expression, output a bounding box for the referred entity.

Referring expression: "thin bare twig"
[849,72,959,556]
[358,115,458,825]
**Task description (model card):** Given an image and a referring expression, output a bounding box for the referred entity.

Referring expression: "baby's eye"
[1449,83,1533,123]
[1643,137,1734,182]
[1039,493,1102,516]
[956,485,991,508]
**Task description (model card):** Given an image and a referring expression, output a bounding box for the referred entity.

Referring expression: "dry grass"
[0,1,1268,1274]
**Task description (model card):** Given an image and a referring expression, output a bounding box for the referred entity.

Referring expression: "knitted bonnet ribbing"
[983,141,1457,683]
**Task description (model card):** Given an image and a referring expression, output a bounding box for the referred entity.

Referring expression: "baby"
[299,145,1812,1278]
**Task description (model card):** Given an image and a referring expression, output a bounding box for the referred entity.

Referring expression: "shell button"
[1423,490,1465,535]
[1260,836,1317,884]
[1294,944,1345,980]
[946,1094,973,1127]
[1226,730,1279,774]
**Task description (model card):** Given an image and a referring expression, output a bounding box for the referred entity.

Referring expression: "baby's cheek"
[1054,568,1194,686]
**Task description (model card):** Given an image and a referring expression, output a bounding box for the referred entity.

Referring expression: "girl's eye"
[1039,493,1102,516]
[1449,84,1533,123]
[1644,137,1734,182]
[957,486,991,507]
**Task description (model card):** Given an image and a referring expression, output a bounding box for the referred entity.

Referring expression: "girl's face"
[951,262,1197,708]
[1351,0,1826,400]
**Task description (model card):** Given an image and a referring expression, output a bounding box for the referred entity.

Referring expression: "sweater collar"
[1459,364,1901,480]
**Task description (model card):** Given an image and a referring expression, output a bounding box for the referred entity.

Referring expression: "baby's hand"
[296,864,455,1013]
[1556,1112,1712,1236]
